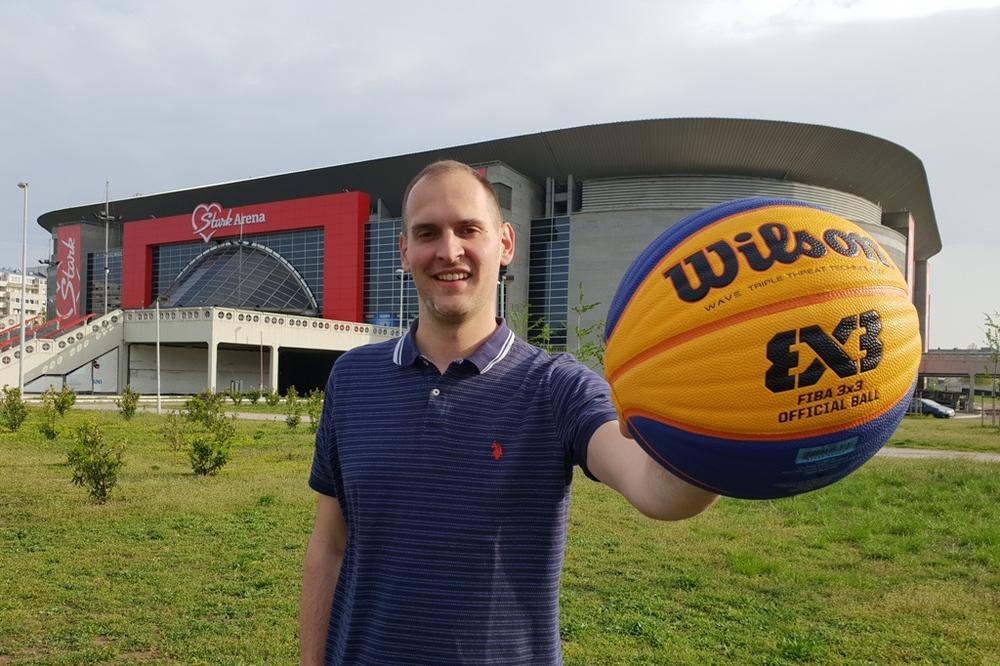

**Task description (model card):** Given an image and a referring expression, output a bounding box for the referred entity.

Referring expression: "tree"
[570,282,605,370]
[984,312,1000,428]
[505,302,556,353]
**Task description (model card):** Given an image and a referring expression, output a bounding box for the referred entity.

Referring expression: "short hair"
[400,160,503,232]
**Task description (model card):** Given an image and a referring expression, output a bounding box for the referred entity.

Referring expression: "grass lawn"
[1,411,998,664]
[889,415,1000,454]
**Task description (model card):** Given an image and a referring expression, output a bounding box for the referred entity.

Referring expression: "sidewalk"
[876,447,1000,463]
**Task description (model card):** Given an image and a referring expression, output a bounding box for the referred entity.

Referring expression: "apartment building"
[0,270,47,319]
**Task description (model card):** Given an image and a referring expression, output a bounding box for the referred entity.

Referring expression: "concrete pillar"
[545,177,554,218]
[913,259,930,351]
[270,345,279,392]
[120,343,131,391]
[207,341,217,393]
[881,212,915,291]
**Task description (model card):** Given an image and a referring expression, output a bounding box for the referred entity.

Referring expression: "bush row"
[3,385,326,504]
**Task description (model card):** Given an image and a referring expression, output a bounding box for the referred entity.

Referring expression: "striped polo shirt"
[309,320,617,665]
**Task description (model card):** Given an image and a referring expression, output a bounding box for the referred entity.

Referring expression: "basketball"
[603,198,921,499]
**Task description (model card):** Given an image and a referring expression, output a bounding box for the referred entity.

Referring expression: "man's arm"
[586,420,719,520]
[300,494,347,666]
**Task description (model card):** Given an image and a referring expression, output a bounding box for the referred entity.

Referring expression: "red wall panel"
[121,192,369,321]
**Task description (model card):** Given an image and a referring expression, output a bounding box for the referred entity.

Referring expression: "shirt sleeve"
[549,355,618,481]
[308,366,342,497]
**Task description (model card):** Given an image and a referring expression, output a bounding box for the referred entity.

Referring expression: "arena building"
[19,118,939,394]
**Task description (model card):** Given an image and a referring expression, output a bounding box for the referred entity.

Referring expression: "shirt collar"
[392,319,516,375]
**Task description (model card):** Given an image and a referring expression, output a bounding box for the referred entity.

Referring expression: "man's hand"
[588,420,718,520]
[300,495,347,665]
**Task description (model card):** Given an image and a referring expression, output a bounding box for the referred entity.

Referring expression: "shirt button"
[431,388,441,397]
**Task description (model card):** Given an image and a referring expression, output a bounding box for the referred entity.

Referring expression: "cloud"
[0,0,996,344]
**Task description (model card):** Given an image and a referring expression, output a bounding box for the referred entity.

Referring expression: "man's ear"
[500,221,515,267]
[399,232,411,271]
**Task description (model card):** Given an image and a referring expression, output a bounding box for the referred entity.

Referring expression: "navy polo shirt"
[309,320,617,665]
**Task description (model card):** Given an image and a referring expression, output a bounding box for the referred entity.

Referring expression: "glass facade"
[152,228,323,311]
[528,216,570,350]
[158,241,318,313]
[86,249,122,315]
[364,218,415,328]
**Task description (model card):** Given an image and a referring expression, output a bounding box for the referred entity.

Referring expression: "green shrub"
[246,388,262,405]
[306,389,324,434]
[42,385,76,418]
[188,434,231,476]
[226,389,244,406]
[208,413,237,445]
[264,390,281,407]
[54,384,77,416]
[182,391,236,475]
[158,410,185,451]
[0,386,28,432]
[39,415,59,440]
[285,386,302,430]
[116,386,140,420]
[41,386,58,407]
[184,391,225,427]
[38,392,59,440]
[67,421,125,503]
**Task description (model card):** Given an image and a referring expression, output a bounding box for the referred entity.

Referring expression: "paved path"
[876,447,1000,463]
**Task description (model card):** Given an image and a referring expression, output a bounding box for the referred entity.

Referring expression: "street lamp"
[94,181,115,316]
[498,273,514,319]
[395,268,408,333]
[103,182,109,315]
[155,297,161,415]
[16,182,29,393]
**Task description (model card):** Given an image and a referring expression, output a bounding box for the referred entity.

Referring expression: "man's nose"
[436,231,464,262]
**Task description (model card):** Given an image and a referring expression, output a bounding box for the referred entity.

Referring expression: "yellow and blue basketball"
[604,199,921,499]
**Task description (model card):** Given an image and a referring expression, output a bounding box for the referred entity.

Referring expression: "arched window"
[158,241,319,314]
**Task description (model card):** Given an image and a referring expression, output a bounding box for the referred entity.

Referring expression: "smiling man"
[300,161,717,666]
[396,161,515,369]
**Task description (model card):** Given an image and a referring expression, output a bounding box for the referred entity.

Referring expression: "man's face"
[400,170,515,327]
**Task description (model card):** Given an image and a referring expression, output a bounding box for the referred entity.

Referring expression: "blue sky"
[2,0,997,347]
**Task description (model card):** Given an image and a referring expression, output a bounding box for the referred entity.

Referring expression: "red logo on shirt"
[491,440,503,460]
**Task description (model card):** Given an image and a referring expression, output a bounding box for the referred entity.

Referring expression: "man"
[301,160,717,665]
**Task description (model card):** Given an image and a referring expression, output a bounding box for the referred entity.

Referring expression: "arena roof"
[38,117,941,260]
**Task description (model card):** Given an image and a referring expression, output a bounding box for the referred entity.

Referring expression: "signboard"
[54,224,82,322]
[191,202,267,242]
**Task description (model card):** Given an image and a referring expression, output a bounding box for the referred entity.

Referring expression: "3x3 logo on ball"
[765,310,883,393]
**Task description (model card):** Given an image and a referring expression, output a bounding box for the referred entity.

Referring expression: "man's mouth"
[434,272,470,282]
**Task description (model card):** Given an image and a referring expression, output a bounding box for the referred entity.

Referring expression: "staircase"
[0,310,124,390]
[0,313,44,349]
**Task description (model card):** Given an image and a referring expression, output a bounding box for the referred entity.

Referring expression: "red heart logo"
[192,202,224,242]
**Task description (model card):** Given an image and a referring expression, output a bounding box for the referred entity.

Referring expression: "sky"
[2,0,997,348]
